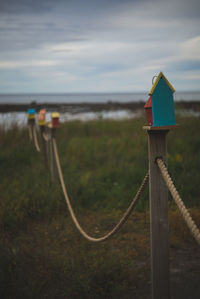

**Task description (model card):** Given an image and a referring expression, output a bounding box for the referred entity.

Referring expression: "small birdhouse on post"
[27,108,36,120]
[144,72,176,128]
[51,112,60,128]
[38,109,46,126]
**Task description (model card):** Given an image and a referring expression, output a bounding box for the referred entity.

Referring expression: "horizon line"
[0,90,200,96]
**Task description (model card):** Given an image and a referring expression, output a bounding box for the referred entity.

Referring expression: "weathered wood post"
[40,125,49,171]
[147,128,170,299]
[144,72,177,299]
[50,126,57,181]
[29,118,35,141]
[49,112,60,182]
[38,109,49,171]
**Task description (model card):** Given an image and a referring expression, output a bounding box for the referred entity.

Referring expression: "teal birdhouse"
[27,108,36,120]
[145,72,176,127]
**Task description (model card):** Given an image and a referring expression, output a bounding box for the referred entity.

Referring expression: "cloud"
[181,36,200,60]
[0,0,53,14]
[0,60,59,69]
[0,0,200,93]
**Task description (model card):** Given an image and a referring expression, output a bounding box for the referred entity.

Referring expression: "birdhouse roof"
[144,96,152,108]
[149,72,175,95]
[40,109,46,115]
[51,112,60,118]
[27,108,36,115]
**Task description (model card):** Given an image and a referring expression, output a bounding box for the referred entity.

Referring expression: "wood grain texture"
[40,126,49,171]
[50,128,58,182]
[148,130,170,299]
[143,125,179,131]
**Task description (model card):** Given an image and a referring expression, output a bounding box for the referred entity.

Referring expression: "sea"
[0,91,200,128]
[0,91,200,104]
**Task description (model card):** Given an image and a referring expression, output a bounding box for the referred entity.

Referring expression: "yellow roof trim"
[149,72,175,95]
[51,112,60,118]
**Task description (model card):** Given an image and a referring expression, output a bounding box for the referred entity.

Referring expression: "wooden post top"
[143,124,179,131]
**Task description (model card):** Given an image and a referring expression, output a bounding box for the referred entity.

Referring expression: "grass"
[0,115,200,298]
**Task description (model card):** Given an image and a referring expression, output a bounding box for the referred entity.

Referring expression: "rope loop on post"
[157,158,200,246]
[52,136,149,242]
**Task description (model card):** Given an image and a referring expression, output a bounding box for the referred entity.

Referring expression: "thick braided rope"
[53,137,149,242]
[157,158,200,246]
[32,126,41,152]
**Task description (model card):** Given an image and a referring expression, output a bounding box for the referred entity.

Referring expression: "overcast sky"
[0,0,200,93]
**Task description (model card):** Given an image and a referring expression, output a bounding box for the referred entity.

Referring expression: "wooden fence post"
[147,128,170,299]
[49,112,60,182]
[40,125,49,171]
[143,72,177,298]
[50,126,58,182]
[28,118,35,142]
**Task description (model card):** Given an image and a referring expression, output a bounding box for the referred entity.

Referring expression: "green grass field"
[0,116,200,298]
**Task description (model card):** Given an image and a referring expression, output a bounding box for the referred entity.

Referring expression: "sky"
[0,0,200,93]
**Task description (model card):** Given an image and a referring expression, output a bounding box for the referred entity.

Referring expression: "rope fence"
[52,136,149,242]
[26,112,200,299]
[27,119,149,241]
[157,158,200,246]
[24,74,200,298]
[27,119,200,246]
[27,118,200,247]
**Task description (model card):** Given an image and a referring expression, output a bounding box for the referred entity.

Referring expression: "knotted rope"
[52,136,149,242]
[157,158,200,246]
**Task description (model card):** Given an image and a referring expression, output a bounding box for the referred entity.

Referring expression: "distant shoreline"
[0,101,145,113]
[0,100,200,113]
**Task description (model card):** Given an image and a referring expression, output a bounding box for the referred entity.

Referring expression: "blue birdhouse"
[145,72,176,127]
[27,108,36,120]
[28,108,35,114]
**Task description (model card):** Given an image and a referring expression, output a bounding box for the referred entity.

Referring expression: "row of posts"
[27,107,174,299]
[27,108,60,182]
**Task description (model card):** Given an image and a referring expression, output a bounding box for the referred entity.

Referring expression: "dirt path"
[170,245,200,299]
